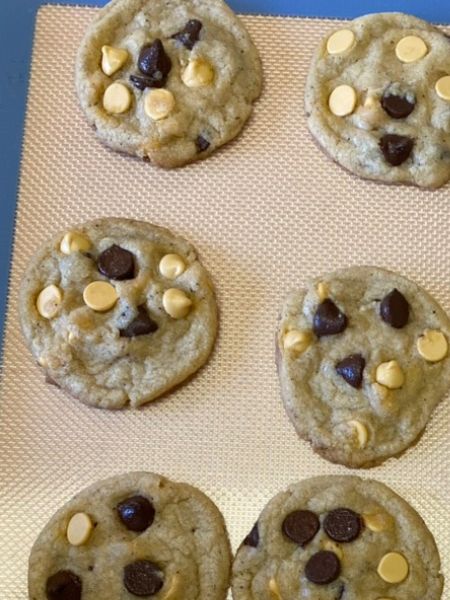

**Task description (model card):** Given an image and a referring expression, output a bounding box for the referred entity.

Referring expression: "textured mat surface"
[1,5,450,598]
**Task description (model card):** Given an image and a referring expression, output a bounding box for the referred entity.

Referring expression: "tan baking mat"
[1,5,450,598]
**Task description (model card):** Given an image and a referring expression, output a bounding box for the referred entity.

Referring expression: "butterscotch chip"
[36,285,63,319]
[182,58,215,87]
[60,232,91,255]
[66,513,94,546]
[326,29,355,55]
[435,75,450,101]
[83,281,118,312]
[162,288,192,319]
[101,45,129,76]
[328,84,357,117]
[282,330,311,354]
[103,82,131,114]
[377,552,409,583]
[375,360,404,389]
[317,282,329,301]
[395,35,428,63]
[417,329,448,362]
[347,420,368,448]
[159,254,186,279]
[268,578,282,600]
[144,89,175,121]
[364,512,392,532]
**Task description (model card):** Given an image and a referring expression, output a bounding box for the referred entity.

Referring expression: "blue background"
[1,0,449,353]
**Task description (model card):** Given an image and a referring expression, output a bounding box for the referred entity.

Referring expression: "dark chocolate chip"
[117,495,155,532]
[123,560,164,596]
[282,510,320,547]
[130,74,165,90]
[380,288,409,329]
[46,570,82,600]
[305,551,341,585]
[379,134,414,166]
[381,94,415,119]
[313,299,348,338]
[120,306,158,338]
[171,19,203,50]
[243,522,259,547]
[324,508,362,543]
[196,135,210,153]
[137,40,172,87]
[335,354,365,389]
[97,244,135,280]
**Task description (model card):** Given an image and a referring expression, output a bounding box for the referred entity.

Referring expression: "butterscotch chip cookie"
[277,266,450,467]
[29,472,231,599]
[305,13,450,187]
[76,0,262,168]
[19,218,217,409]
[232,475,443,599]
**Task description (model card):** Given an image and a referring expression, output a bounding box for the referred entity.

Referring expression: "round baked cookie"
[19,218,217,409]
[29,471,231,600]
[232,475,443,600]
[305,13,450,188]
[76,0,262,168]
[276,266,450,467]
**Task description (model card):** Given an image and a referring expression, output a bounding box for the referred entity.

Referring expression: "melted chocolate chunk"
[282,510,320,547]
[305,551,341,585]
[120,306,158,337]
[243,522,259,547]
[380,134,414,166]
[313,299,348,338]
[123,560,164,596]
[130,74,163,90]
[117,495,155,532]
[137,40,172,87]
[46,570,82,600]
[381,93,415,119]
[324,508,362,543]
[335,354,365,389]
[172,19,203,50]
[196,135,210,153]
[380,288,409,329]
[97,244,135,280]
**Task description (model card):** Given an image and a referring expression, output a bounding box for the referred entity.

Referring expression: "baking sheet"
[1,5,450,597]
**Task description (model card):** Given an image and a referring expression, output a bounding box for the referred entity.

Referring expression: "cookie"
[305,13,450,188]
[19,218,217,409]
[232,475,443,599]
[76,0,262,168]
[276,266,450,467]
[28,472,231,599]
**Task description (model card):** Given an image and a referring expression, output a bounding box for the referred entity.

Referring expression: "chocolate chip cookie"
[29,472,231,599]
[19,218,217,409]
[232,475,443,599]
[277,266,450,467]
[76,0,262,167]
[305,13,450,187]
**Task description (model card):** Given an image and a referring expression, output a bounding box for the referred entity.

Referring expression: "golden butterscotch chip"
[83,281,118,312]
[268,578,282,600]
[60,232,91,255]
[363,512,392,532]
[375,360,404,389]
[159,254,186,279]
[328,85,357,117]
[101,45,129,76]
[163,288,192,319]
[144,89,175,121]
[103,82,132,114]
[395,35,428,63]
[36,285,63,319]
[377,552,409,583]
[326,29,356,55]
[347,420,368,448]
[417,329,448,362]
[283,330,311,354]
[317,282,329,301]
[66,513,94,546]
[182,58,215,87]
[323,539,343,560]
[160,574,181,600]
[435,75,450,101]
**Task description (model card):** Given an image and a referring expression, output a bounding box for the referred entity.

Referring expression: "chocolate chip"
[379,134,414,166]
[282,510,320,547]
[313,299,348,338]
[46,570,82,600]
[196,135,210,153]
[324,508,362,542]
[137,40,172,87]
[120,306,158,337]
[335,354,365,389]
[117,495,155,532]
[123,560,164,596]
[243,522,259,547]
[305,551,341,585]
[172,19,203,50]
[97,245,135,280]
[130,74,163,91]
[380,288,409,329]
[381,93,415,119]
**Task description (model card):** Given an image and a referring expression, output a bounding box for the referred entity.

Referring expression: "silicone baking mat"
[1,5,450,597]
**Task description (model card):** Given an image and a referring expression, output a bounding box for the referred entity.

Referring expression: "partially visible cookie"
[277,266,450,467]
[29,472,231,599]
[232,475,443,599]
[76,0,262,167]
[19,218,217,409]
[305,13,450,187]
